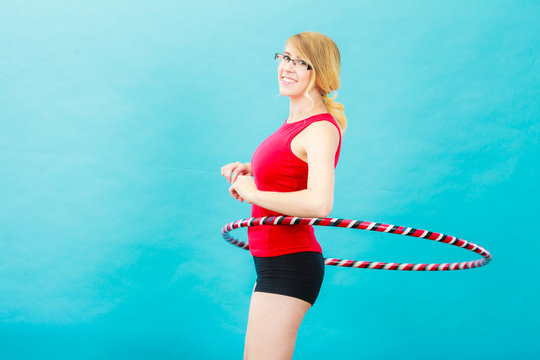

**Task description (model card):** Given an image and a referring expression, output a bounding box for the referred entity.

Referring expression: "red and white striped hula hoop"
[221,216,492,271]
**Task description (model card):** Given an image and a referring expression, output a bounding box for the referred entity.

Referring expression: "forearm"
[252,188,333,219]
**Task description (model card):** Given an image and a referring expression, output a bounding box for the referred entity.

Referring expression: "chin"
[279,90,291,97]
[279,87,299,97]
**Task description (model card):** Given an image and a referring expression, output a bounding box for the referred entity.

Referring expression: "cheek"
[298,73,311,89]
[277,67,284,81]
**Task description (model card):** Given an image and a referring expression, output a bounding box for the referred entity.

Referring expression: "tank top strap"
[284,113,342,165]
[284,113,341,136]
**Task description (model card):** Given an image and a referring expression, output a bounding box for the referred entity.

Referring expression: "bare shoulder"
[304,120,340,145]
[291,119,341,161]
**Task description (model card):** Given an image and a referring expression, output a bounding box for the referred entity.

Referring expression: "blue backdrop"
[1,1,538,359]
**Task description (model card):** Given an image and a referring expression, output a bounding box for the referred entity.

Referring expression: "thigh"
[253,252,325,306]
[244,291,311,360]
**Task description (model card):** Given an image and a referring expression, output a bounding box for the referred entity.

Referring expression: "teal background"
[1,0,538,359]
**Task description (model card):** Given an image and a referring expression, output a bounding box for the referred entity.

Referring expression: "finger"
[229,186,244,202]
[231,165,246,183]
[229,163,241,183]
[229,184,238,198]
[221,165,230,180]
[225,166,234,183]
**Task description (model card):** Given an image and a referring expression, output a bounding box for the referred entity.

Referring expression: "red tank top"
[248,113,342,257]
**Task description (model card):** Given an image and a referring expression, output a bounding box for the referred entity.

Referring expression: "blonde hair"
[287,31,347,132]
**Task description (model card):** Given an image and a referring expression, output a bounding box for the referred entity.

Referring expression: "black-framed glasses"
[274,53,312,71]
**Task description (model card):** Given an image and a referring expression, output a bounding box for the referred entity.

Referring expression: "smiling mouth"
[281,76,297,84]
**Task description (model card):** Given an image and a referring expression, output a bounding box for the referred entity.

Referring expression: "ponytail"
[322,92,347,133]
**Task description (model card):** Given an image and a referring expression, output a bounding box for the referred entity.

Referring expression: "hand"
[220,161,252,184]
[229,175,258,204]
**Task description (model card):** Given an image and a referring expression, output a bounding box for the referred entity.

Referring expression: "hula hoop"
[221,216,492,271]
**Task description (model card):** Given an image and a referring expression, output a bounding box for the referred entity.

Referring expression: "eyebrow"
[283,51,302,59]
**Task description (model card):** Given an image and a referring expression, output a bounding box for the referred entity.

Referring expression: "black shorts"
[253,251,325,306]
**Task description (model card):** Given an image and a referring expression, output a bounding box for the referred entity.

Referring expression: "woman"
[221,31,346,359]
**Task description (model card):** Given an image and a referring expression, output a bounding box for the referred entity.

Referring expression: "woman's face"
[277,44,313,98]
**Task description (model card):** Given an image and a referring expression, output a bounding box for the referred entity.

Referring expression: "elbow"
[312,200,333,219]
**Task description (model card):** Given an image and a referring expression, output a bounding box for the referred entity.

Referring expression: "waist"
[247,224,321,257]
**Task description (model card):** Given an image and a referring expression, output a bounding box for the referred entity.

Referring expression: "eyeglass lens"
[275,53,310,70]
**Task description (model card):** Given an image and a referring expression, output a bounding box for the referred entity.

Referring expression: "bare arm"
[230,121,339,218]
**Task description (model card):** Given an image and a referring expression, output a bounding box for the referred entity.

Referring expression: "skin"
[220,43,340,359]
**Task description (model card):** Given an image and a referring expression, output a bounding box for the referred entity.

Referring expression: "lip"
[281,76,297,86]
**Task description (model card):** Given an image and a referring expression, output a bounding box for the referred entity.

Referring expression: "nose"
[282,59,296,72]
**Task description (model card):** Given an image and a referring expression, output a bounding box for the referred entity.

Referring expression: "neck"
[287,92,327,123]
